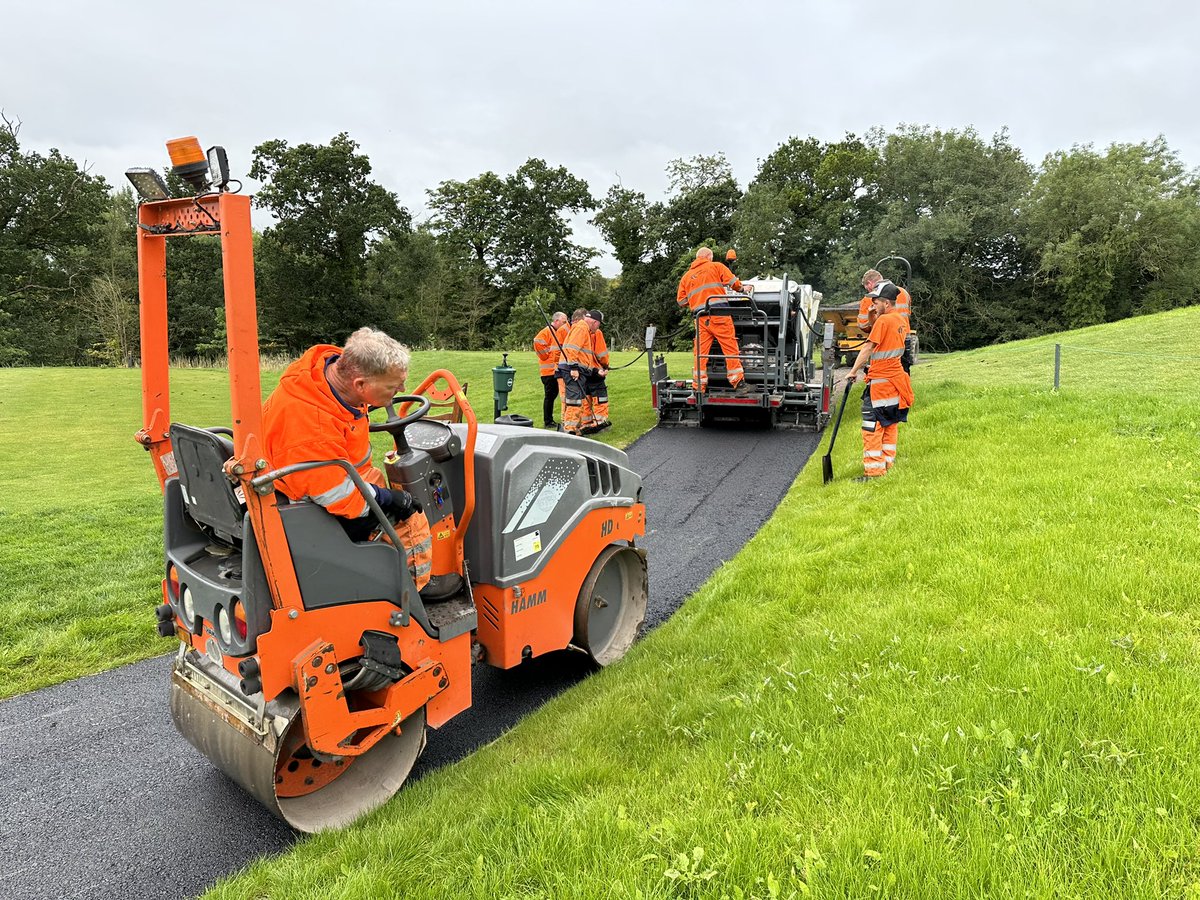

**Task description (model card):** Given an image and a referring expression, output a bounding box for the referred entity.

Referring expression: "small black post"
[1053,343,1061,391]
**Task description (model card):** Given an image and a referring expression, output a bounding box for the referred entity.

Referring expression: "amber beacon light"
[166,136,210,191]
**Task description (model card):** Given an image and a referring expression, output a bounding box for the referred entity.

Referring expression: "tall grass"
[199,307,1200,899]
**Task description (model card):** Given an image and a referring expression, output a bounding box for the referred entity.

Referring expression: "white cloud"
[4,0,1196,277]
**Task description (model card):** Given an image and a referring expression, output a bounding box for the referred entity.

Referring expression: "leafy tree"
[1022,138,1200,329]
[735,135,880,284]
[495,159,598,304]
[828,126,1035,350]
[500,287,560,352]
[0,113,110,364]
[594,156,744,354]
[78,189,138,365]
[249,133,410,350]
[428,159,598,307]
[593,185,655,271]
[425,171,507,278]
[661,153,740,256]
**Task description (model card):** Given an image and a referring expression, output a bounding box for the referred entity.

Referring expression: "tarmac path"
[0,424,821,900]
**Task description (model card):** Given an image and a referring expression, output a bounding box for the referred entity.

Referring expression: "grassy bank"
[203,308,1200,898]
[0,351,676,698]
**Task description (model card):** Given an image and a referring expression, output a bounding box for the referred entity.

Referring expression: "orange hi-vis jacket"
[676,258,744,313]
[591,329,609,369]
[561,320,601,373]
[866,312,915,411]
[857,281,912,330]
[262,344,386,519]
[533,324,566,376]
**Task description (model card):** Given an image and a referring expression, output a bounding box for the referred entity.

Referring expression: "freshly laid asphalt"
[0,423,821,900]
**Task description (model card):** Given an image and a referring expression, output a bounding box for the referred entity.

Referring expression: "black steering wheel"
[368,394,432,437]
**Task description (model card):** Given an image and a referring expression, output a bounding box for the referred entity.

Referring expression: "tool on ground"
[131,137,649,833]
[821,381,854,485]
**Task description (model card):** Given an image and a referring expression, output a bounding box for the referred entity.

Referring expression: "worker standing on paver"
[676,246,751,394]
[843,292,913,480]
[534,309,569,429]
[582,310,611,435]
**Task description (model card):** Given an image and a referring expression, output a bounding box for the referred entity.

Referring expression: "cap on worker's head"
[585,309,604,324]
[725,249,737,261]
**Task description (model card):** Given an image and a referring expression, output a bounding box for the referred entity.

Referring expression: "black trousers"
[541,374,559,425]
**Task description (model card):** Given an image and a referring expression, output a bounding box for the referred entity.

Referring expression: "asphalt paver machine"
[648,276,835,429]
[131,139,649,832]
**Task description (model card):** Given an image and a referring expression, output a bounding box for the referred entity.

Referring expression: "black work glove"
[374,487,423,522]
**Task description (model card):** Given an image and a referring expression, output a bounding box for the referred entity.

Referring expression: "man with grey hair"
[534,310,569,428]
[263,326,420,542]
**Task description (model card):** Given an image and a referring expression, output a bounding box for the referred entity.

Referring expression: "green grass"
[5,313,1200,897]
[0,351,679,699]
[193,308,1199,899]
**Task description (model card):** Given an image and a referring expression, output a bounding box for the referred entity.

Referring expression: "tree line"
[2,114,1198,366]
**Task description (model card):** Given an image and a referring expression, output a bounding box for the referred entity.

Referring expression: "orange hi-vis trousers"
[561,367,588,434]
[693,315,745,389]
[861,419,897,477]
[585,373,609,425]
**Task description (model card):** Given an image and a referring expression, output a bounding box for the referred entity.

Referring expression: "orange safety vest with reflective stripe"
[562,320,598,372]
[866,312,914,410]
[533,324,563,376]
[676,258,744,312]
[262,344,386,519]
[591,329,609,369]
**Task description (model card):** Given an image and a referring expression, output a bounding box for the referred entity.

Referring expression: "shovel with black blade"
[822,380,854,485]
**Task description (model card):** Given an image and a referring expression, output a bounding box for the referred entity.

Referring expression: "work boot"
[544,420,558,429]
[592,419,612,432]
[734,381,750,395]
[852,475,877,483]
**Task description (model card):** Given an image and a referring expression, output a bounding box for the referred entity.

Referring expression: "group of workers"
[842,269,915,481]
[533,308,611,436]
[257,255,915,592]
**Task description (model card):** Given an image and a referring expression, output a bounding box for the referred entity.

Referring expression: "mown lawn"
[197,308,1200,899]
[0,350,680,699]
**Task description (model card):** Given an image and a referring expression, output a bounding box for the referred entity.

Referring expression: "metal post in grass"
[1053,343,1061,390]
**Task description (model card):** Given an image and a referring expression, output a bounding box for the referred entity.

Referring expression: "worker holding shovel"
[842,291,914,481]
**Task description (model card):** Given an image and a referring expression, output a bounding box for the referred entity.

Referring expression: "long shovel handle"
[821,382,854,484]
[827,381,853,450]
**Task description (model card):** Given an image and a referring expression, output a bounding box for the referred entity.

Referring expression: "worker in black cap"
[581,310,610,434]
[560,309,611,435]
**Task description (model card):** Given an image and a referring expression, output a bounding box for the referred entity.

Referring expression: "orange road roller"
[130,139,648,832]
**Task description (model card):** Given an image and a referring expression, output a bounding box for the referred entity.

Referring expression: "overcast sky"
[4,0,1196,274]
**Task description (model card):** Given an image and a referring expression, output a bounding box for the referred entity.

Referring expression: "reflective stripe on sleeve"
[310,477,358,509]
